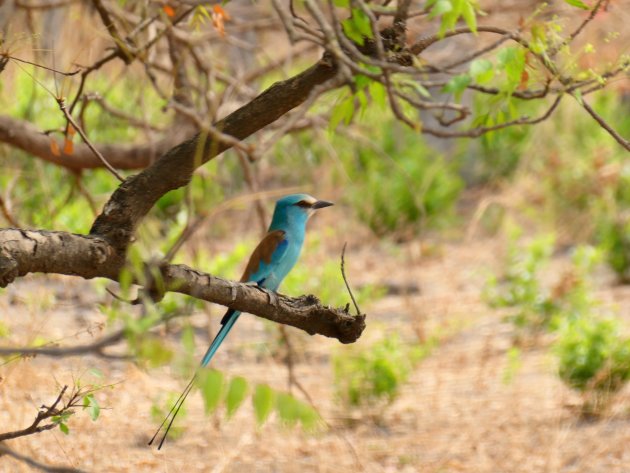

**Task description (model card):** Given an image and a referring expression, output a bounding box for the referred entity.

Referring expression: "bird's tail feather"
[201,309,241,366]
[149,309,241,449]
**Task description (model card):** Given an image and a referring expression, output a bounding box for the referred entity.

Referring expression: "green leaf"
[398,78,431,98]
[497,47,526,92]
[59,423,69,435]
[329,94,355,130]
[341,9,373,46]
[82,394,100,421]
[354,74,371,90]
[332,0,349,6]
[368,81,387,108]
[428,0,452,19]
[276,393,300,426]
[88,368,104,378]
[442,74,471,101]
[352,9,373,38]
[137,337,174,368]
[461,1,477,33]
[356,90,368,117]
[225,376,248,418]
[0,321,10,338]
[252,384,275,425]
[198,369,224,414]
[469,59,493,83]
[563,0,590,9]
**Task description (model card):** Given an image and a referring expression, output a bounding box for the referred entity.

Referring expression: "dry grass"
[2,234,630,473]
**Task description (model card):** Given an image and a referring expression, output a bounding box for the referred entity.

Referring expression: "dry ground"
[2,231,630,473]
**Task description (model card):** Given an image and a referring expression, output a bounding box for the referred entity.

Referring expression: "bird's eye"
[295,200,312,208]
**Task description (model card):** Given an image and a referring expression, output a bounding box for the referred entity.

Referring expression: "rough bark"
[90,55,338,252]
[0,54,364,345]
[0,115,184,170]
[0,229,365,343]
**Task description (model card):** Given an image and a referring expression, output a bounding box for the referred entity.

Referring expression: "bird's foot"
[226,280,238,301]
[267,290,279,307]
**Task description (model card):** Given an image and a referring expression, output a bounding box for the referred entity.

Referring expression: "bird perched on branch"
[150,193,333,449]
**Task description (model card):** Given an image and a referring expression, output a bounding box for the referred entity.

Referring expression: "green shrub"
[485,227,601,338]
[554,316,630,414]
[338,119,463,237]
[599,216,630,284]
[483,231,557,332]
[595,165,630,283]
[333,333,431,410]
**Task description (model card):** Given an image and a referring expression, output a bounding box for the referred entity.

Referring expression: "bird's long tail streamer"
[148,310,241,449]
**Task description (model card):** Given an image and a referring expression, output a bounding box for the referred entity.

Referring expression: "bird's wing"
[240,229,289,284]
[218,230,288,327]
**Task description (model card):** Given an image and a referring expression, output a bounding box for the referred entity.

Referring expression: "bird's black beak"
[312,200,334,209]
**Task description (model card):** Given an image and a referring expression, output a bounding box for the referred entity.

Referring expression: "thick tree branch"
[163,263,365,343]
[0,229,365,343]
[0,115,184,170]
[89,55,338,252]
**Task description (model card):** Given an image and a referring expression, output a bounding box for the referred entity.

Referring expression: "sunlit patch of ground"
[2,236,630,473]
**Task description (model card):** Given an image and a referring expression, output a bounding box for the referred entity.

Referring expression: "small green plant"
[598,214,630,284]
[49,376,106,436]
[554,316,630,415]
[485,226,602,339]
[196,368,320,430]
[333,118,463,237]
[333,333,432,413]
[484,231,557,333]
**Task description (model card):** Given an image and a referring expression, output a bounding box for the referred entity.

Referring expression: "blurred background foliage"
[2,67,630,419]
[1,1,630,467]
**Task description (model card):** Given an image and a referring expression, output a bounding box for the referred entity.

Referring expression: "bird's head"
[269,193,334,230]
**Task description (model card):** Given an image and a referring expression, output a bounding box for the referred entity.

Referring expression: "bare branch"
[89,54,338,253]
[91,0,129,60]
[548,0,609,56]
[341,242,361,316]
[0,228,365,343]
[0,443,87,473]
[411,26,531,55]
[0,386,67,442]
[580,98,630,151]
[57,99,124,181]
[0,114,183,170]
[0,330,126,359]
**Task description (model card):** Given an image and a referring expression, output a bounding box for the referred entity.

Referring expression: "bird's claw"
[267,290,279,307]
[227,280,237,302]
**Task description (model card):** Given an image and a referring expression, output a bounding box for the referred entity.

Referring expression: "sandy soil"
[2,233,630,473]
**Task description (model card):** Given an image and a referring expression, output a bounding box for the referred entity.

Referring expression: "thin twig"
[1,54,80,76]
[57,99,124,181]
[0,195,19,227]
[341,242,361,316]
[580,98,630,151]
[0,386,68,442]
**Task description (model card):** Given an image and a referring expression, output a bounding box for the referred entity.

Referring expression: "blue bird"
[150,193,333,448]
